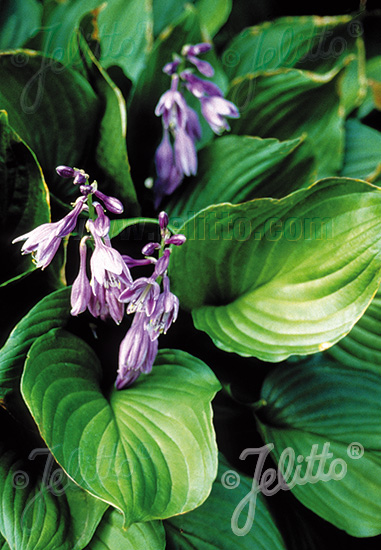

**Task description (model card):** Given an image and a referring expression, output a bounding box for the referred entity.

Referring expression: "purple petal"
[187,55,214,77]
[70,238,92,316]
[94,189,124,214]
[174,127,197,176]
[182,43,212,57]
[154,129,174,181]
[56,165,75,178]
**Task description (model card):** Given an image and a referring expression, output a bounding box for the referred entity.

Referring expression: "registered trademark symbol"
[347,442,364,459]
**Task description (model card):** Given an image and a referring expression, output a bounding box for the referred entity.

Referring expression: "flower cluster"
[13,167,185,389]
[154,42,240,206]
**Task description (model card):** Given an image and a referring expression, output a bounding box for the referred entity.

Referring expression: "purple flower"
[155,128,174,182]
[56,165,89,185]
[165,234,186,246]
[12,196,86,269]
[119,276,161,316]
[187,55,214,77]
[181,70,223,99]
[93,203,110,237]
[70,237,92,316]
[93,189,124,214]
[155,75,188,130]
[116,312,158,389]
[182,43,212,57]
[185,105,202,143]
[163,56,181,75]
[148,275,179,340]
[174,127,197,176]
[200,96,240,134]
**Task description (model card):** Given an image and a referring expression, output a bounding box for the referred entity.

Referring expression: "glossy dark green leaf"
[326,285,381,374]
[256,360,381,536]
[40,0,153,83]
[76,35,139,215]
[358,56,381,118]
[0,50,100,201]
[0,287,70,399]
[0,0,42,50]
[169,178,381,361]
[228,66,345,178]
[21,329,221,527]
[165,453,286,549]
[340,118,381,182]
[223,14,366,114]
[167,135,316,219]
[0,110,50,286]
[86,509,165,550]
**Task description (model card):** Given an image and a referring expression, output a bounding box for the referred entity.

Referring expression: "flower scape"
[1,3,381,550]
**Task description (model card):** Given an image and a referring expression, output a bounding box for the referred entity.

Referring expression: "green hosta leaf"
[153,0,231,38]
[256,360,381,537]
[21,329,221,527]
[40,0,153,83]
[169,178,381,361]
[167,135,316,219]
[228,66,345,178]
[0,414,107,550]
[358,56,381,118]
[0,50,100,201]
[87,509,165,550]
[223,14,366,114]
[196,0,232,37]
[0,0,42,50]
[0,287,70,400]
[0,110,50,286]
[0,534,10,550]
[109,217,158,239]
[76,35,139,215]
[326,285,381,374]
[340,118,381,182]
[223,15,358,77]
[165,453,286,549]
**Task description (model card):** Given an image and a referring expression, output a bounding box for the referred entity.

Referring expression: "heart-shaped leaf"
[21,329,221,527]
[0,110,50,286]
[228,66,345,177]
[86,509,165,550]
[167,135,316,219]
[165,453,287,549]
[0,50,100,201]
[169,178,381,361]
[256,360,381,537]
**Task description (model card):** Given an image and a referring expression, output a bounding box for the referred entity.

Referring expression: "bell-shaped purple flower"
[148,275,179,341]
[174,127,197,176]
[119,276,161,316]
[185,105,202,142]
[155,75,188,129]
[187,55,214,77]
[200,96,240,134]
[13,196,86,269]
[181,70,223,99]
[116,312,158,389]
[71,237,92,316]
[155,128,174,182]
[93,203,111,237]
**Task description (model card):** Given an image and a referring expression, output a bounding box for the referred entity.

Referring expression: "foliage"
[1,1,381,548]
